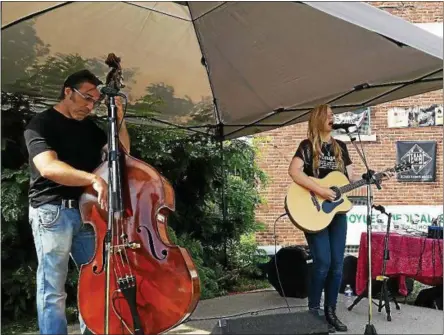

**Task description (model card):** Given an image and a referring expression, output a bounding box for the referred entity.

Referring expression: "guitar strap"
[313,165,319,178]
[305,143,319,178]
[313,163,319,178]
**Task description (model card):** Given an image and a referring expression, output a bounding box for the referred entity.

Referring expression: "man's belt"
[61,199,79,209]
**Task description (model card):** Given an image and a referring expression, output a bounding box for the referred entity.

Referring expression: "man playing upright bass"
[24,69,130,335]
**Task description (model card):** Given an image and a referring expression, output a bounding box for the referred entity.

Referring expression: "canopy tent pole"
[188,2,230,266]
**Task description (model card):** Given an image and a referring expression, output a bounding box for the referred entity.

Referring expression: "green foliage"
[167,227,223,299]
[128,126,268,296]
[228,233,269,276]
[129,127,268,237]
[1,167,39,320]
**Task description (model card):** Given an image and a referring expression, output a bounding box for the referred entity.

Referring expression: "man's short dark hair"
[59,69,103,100]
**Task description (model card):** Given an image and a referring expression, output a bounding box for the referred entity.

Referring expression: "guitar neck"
[339,171,387,194]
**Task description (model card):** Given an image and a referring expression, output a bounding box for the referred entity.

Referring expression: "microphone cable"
[273,212,293,313]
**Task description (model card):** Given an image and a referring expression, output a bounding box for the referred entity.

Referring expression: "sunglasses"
[72,88,104,109]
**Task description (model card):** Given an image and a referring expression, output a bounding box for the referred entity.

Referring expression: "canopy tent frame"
[2,1,442,142]
[130,65,442,141]
[221,67,443,139]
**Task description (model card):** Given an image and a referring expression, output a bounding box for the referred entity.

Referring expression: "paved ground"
[66,288,443,334]
[167,289,442,334]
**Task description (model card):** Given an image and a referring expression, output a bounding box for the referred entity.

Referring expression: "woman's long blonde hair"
[307,104,345,176]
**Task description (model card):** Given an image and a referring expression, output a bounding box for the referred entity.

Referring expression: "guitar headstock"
[375,161,412,181]
[391,161,412,173]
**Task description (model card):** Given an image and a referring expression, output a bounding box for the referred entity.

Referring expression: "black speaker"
[263,246,312,298]
[210,311,329,334]
[414,285,443,310]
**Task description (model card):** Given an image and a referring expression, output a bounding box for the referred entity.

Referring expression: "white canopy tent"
[2,1,442,140]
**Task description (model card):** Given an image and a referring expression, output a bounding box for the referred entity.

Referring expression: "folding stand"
[348,205,403,322]
[374,205,400,321]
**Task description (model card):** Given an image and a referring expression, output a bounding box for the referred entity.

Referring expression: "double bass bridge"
[111,242,141,254]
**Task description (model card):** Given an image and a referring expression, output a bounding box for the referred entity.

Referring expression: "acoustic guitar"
[284,162,411,233]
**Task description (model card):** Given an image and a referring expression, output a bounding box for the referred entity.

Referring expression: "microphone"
[373,204,386,214]
[97,84,126,97]
[332,123,357,131]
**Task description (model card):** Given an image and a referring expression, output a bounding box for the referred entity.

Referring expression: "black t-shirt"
[294,139,352,179]
[24,108,107,207]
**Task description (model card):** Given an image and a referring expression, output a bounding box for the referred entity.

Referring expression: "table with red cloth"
[356,232,443,296]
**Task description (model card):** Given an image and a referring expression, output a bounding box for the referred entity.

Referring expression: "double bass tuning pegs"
[105,53,125,90]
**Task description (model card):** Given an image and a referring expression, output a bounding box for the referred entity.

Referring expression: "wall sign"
[396,141,437,182]
[388,104,443,128]
[346,205,442,245]
[332,107,371,136]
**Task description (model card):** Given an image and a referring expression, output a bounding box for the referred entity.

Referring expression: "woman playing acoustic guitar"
[288,104,392,333]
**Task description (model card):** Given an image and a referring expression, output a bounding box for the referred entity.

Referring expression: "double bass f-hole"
[137,212,168,261]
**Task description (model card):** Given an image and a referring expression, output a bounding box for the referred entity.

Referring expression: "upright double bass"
[78,54,200,335]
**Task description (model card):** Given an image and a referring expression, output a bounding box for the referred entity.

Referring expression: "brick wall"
[367,2,443,22]
[254,2,443,246]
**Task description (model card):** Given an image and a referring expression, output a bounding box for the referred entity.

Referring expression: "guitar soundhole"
[329,186,341,202]
[322,187,344,213]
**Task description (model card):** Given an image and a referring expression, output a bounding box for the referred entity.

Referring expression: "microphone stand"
[344,127,381,335]
[103,87,124,334]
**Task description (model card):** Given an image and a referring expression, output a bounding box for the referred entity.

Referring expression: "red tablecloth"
[356,232,443,296]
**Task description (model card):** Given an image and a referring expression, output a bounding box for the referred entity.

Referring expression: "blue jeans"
[304,214,347,309]
[29,203,95,335]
